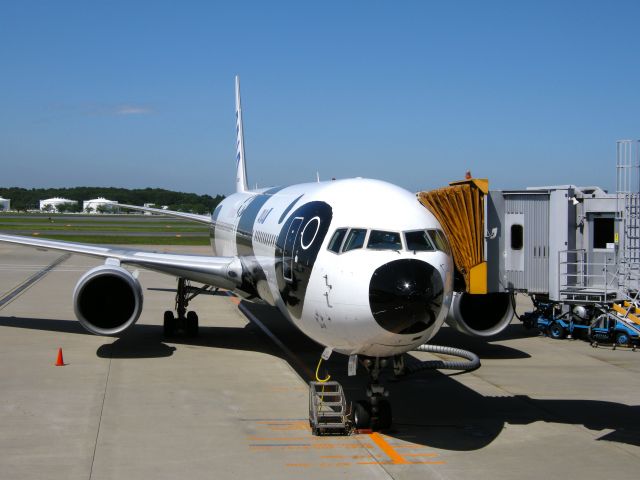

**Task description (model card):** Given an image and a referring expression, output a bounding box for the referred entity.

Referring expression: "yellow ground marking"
[357,461,445,465]
[320,455,377,459]
[368,432,409,465]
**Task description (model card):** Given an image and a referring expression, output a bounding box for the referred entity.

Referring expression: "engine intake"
[445,291,514,337]
[73,265,143,336]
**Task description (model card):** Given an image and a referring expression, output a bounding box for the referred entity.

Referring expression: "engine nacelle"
[445,291,514,337]
[73,265,143,336]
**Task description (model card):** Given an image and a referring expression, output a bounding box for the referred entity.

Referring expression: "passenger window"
[343,229,367,252]
[328,228,348,253]
[404,230,434,251]
[428,229,451,254]
[367,230,402,250]
[511,224,524,250]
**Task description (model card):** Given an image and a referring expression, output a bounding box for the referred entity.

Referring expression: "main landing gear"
[163,278,214,337]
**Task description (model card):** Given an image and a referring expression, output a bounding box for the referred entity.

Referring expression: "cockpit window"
[343,228,367,252]
[404,230,435,251]
[367,230,402,250]
[428,229,451,254]
[328,228,348,253]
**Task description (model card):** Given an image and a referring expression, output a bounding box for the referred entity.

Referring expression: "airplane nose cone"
[369,259,444,335]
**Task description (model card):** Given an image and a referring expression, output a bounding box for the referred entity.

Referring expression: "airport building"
[0,197,10,211]
[39,197,77,213]
[83,197,118,213]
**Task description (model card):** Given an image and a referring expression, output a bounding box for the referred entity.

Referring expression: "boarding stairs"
[610,295,640,336]
[308,381,350,435]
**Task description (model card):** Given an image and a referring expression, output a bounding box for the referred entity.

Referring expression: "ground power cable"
[407,344,481,374]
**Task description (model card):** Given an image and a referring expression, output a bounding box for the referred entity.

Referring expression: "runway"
[0,243,638,479]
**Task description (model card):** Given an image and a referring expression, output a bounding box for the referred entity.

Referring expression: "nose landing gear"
[352,357,395,431]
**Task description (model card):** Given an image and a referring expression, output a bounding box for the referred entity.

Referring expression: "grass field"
[0,213,210,245]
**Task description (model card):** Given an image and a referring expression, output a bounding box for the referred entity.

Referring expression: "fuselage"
[210,177,454,357]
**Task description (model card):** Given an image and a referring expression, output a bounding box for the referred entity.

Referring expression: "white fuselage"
[210,178,454,358]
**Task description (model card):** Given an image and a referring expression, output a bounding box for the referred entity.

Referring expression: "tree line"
[0,187,225,214]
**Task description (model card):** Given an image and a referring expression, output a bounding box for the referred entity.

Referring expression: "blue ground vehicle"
[522,301,592,339]
[526,307,592,340]
[522,301,640,349]
[535,313,591,340]
[589,313,640,350]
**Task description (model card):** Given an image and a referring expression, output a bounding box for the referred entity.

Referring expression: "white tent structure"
[0,197,10,211]
[39,198,77,213]
[83,197,118,213]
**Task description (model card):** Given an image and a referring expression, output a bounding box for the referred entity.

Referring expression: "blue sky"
[1,1,638,196]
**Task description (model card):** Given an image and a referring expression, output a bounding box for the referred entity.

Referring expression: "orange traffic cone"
[55,348,65,366]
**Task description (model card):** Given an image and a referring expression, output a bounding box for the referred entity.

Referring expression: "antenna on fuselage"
[235,75,249,193]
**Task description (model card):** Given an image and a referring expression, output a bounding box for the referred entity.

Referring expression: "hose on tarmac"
[406,344,481,374]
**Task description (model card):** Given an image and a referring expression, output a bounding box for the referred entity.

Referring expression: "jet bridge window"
[511,224,524,250]
[427,229,451,255]
[593,217,614,249]
[328,228,348,253]
[367,230,402,250]
[343,228,367,252]
[404,230,435,251]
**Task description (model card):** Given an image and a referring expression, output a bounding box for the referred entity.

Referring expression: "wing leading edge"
[0,233,242,290]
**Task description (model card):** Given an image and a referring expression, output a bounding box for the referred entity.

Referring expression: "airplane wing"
[0,233,242,290]
[117,203,213,225]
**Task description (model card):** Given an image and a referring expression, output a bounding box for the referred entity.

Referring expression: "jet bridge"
[420,179,626,302]
[417,140,640,316]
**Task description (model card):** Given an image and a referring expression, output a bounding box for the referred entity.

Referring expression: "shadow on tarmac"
[1,307,639,450]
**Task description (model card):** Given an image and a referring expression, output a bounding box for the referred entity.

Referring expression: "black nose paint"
[369,259,443,335]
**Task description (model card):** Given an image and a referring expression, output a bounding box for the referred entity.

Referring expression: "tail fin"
[235,75,249,193]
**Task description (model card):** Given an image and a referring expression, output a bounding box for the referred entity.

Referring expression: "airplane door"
[283,217,303,281]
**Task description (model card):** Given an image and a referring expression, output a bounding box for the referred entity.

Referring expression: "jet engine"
[73,264,143,336]
[445,291,514,337]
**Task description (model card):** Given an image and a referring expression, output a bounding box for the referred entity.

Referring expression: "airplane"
[0,76,514,431]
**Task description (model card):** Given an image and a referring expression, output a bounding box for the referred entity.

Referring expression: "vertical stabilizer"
[235,76,249,193]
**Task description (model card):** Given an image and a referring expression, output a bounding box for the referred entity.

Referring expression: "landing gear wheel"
[186,311,199,337]
[549,322,566,340]
[373,399,392,430]
[353,400,371,429]
[163,311,176,337]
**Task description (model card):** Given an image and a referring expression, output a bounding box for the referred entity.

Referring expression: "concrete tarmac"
[0,243,638,479]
